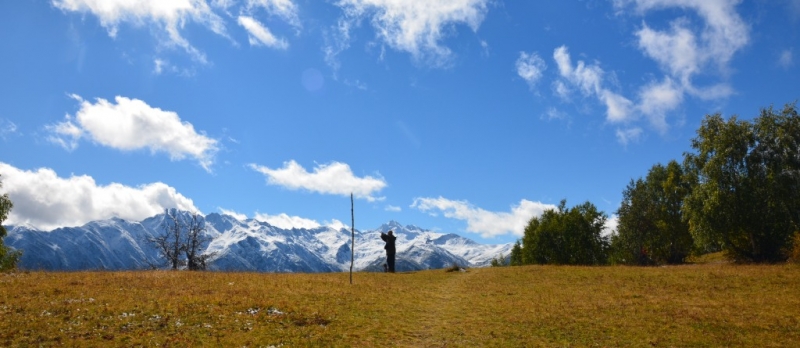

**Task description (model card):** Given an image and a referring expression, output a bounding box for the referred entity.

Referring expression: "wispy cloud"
[616,0,749,110]
[53,0,302,62]
[411,196,557,238]
[385,205,401,212]
[553,46,634,124]
[0,119,19,140]
[52,0,227,63]
[249,160,386,201]
[47,94,219,171]
[615,127,644,146]
[238,15,289,49]
[516,51,547,89]
[329,0,490,67]
[0,162,198,230]
[539,0,748,143]
[245,0,301,30]
[779,49,794,69]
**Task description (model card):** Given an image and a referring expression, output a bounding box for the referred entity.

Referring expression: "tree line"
[510,102,800,265]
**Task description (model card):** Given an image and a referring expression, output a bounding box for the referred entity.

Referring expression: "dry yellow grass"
[1,265,799,347]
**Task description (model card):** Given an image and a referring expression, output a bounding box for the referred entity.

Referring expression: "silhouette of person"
[381,230,396,273]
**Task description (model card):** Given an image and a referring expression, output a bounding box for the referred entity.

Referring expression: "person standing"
[380,230,397,273]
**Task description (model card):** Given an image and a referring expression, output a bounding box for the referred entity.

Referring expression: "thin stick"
[350,193,354,285]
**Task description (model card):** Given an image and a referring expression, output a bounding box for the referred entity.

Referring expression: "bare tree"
[148,209,184,270]
[184,213,214,271]
[147,209,214,270]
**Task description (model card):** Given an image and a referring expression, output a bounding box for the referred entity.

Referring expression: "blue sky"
[1,0,798,244]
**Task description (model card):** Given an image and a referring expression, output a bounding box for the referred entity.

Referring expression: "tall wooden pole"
[350,193,354,285]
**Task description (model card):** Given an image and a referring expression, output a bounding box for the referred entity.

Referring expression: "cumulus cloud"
[411,196,557,238]
[47,94,218,171]
[516,51,547,88]
[238,16,289,49]
[0,162,198,231]
[52,0,227,63]
[331,0,490,66]
[553,46,634,123]
[249,160,386,201]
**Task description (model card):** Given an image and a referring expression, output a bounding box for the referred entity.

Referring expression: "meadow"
[1,263,799,347]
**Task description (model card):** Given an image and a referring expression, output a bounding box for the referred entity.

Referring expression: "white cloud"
[411,196,557,238]
[616,127,644,146]
[0,162,198,231]
[52,0,227,63]
[325,219,349,231]
[637,77,683,132]
[238,16,289,49]
[332,0,490,66]
[249,160,386,201]
[604,214,619,237]
[219,208,346,230]
[385,205,401,212]
[617,0,748,99]
[246,0,301,29]
[0,119,19,140]
[516,51,547,88]
[219,208,248,221]
[553,46,634,123]
[254,212,321,229]
[542,107,568,121]
[48,94,218,171]
[779,49,794,69]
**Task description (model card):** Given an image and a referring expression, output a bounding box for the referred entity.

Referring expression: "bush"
[490,253,508,267]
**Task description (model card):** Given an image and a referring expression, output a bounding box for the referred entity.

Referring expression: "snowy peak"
[4,214,513,272]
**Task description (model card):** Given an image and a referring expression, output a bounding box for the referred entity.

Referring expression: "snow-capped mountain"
[4,212,513,272]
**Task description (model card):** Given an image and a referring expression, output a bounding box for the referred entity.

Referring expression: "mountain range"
[4,211,513,272]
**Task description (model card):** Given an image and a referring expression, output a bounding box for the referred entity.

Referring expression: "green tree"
[509,241,523,266]
[1,174,22,271]
[612,160,693,265]
[683,103,800,262]
[517,200,609,265]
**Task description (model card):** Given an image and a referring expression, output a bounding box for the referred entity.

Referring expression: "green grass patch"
[1,265,799,346]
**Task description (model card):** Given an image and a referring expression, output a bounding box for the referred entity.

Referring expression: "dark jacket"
[381,232,396,253]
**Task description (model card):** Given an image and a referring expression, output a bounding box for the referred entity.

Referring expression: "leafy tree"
[516,200,609,265]
[148,209,213,270]
[683,103,800,262]
[1,175,22,271]
[612,160,693,265]
[509,241,523,266]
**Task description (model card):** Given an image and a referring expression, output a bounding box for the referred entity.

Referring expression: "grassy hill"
[2,264,799,347]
